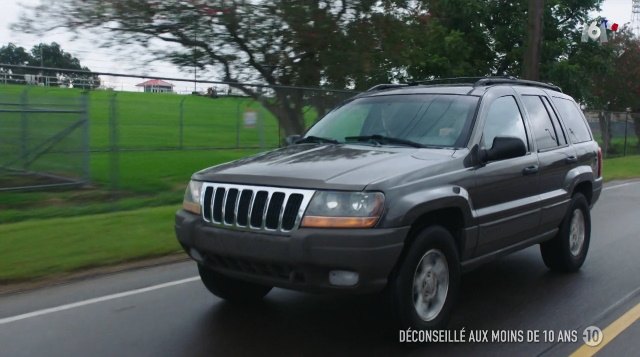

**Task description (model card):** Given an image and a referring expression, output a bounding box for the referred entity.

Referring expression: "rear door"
[519,93,576,234]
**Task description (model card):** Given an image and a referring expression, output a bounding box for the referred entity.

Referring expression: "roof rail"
[408,76,493,86]
[366,83,408,92]
[365,76,562,93]
[474,77,562,92]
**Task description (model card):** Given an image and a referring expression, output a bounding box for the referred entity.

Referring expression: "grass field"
[0,84,338,223]
[0,205,181,282]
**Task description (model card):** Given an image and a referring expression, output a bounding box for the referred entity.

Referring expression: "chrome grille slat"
[200,183,315,233]
[220,188,229,225]
[277,193,290,231]
[261,192,272,230]
[234,190,242,226]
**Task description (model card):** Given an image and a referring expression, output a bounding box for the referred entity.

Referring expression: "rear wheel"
[198,264,272,302]
[389,225,460,330]
[540,193,591,272]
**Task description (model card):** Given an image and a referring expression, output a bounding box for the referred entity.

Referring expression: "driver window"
[482,96,528,150]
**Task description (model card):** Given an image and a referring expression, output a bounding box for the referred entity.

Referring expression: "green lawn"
[0,84,322,150]
[604,155,640,182]
[0,84,330,222]
[0,149,260,223]
[0,205,181,282]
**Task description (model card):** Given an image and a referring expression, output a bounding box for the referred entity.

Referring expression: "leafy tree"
[13,0,606,134]
[0,43,33,81]
[13,1,493,134]
[0,42,99,88]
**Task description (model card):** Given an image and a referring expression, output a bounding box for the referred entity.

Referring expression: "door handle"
[565,156,578,164]
[522,165,539,175]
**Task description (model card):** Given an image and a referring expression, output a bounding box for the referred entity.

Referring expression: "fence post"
[109,92,119,199]
[179,97,186,149]
[81,92,91,184]
[624,109,630,157]
[20,88,29,171]
[236,100,242,148]
[258,95,265,150]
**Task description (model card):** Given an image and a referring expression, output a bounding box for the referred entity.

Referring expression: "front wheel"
[540,193,591,272]
[389,225,460,330]
[198,264,272,302]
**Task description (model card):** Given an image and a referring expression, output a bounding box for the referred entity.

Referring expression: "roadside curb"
[0,252,190,296]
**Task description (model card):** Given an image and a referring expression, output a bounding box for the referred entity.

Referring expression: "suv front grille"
[201,183,315,233]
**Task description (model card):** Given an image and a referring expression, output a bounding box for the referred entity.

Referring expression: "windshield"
[305,94,479,148]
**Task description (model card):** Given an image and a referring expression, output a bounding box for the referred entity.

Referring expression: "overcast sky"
[0,0,635,91]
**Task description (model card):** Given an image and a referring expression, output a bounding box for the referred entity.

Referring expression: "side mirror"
[481,136,526,163]
[284,134,301,146]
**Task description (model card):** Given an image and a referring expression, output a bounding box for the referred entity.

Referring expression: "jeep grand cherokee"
[175,77,602,330]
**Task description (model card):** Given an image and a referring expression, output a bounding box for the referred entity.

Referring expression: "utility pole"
[523,0,544,80]
[632,0,640,38]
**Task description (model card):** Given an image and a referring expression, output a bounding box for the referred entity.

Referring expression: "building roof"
[135,79,174,87]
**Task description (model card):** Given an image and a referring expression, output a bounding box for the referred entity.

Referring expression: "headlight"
[301,191,384,228]
[183,180,203,215]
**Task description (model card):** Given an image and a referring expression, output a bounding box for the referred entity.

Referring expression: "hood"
[193,144,455,190]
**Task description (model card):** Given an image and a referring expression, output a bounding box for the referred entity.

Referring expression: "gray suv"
[175,77,602,330]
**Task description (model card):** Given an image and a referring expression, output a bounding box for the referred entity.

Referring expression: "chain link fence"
[584,111,640,158]
[6,68,638,195]
[92,85,353,152]
[0,72,356,192]
[0,87,89,191]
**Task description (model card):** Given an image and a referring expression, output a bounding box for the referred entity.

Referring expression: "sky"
[0,0,636,92]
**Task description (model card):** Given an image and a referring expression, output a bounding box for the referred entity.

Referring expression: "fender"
[381,185,476,260]
[563,165,594,195]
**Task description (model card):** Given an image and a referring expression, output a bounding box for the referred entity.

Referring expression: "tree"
[14,1,378,134]
[14,1,495,134]
[0,42,99,88]
[0,43,33,82]
[14,0,605,134]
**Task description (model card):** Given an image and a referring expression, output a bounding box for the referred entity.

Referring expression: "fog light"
[329,270,359,286]
[190,249,204,263]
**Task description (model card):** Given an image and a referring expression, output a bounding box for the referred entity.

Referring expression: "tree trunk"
[598,111,612,156]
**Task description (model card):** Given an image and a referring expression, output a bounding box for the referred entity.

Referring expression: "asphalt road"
[1,181,640,356]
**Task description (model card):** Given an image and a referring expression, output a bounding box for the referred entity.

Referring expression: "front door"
[470,94,541,256]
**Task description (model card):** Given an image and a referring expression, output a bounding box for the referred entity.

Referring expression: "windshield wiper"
[295,135,340,144]
[345,135,428,148]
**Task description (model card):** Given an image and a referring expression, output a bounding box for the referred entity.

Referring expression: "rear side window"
[521,95,560,151]
[540,97,567,145]
[551,97,592,143]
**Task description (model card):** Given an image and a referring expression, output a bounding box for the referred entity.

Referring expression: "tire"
[389,225,460,330]
[540,193,591,272]
[197,264,272,302]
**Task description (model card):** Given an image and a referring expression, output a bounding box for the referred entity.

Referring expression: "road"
[1,181,640,356]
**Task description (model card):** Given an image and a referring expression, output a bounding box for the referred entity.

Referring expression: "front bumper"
[175,209,409,293]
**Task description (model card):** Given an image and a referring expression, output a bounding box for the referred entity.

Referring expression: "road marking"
[0,276,200,325]
[570,302,640,357]
[603,181,640,191]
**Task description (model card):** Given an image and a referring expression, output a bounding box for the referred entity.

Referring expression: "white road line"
[603,181,640,192]
[0,276,200,325]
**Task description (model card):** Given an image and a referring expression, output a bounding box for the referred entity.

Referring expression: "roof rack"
[365,76,562,93]
[408,76,492,86]
[474,77,562,92]
[366,83,408,92]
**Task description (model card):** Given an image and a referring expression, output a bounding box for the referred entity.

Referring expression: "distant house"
[135,79,174,93]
